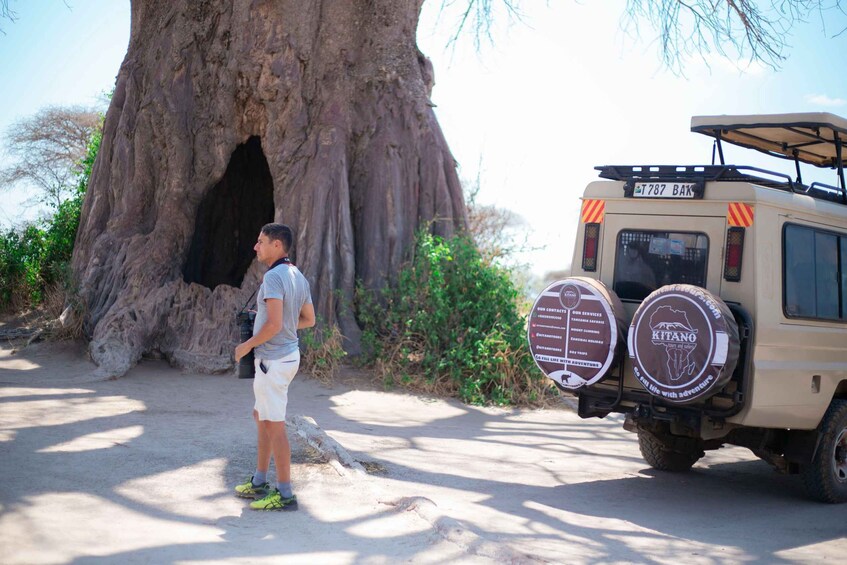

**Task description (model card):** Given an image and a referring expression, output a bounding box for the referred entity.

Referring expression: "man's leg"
[234,410,272,497]
[263,420,291,484]
[255,409,272,476]
[249,354,298,510]
[250,419,297,510]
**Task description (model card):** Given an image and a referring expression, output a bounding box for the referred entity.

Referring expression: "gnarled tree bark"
[72,0,466,376]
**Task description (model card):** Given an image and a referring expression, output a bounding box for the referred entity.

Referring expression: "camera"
[236,310,256,379]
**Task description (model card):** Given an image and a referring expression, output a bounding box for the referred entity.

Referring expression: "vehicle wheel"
[801,399,847,503]
[638,429,704,472]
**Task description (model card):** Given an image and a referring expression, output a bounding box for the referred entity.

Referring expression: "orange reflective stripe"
[582,199,605,223]
[727,203,754,227]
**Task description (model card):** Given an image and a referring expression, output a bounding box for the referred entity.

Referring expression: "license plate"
[633,182,697,199]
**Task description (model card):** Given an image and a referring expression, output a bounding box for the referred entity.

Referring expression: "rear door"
[601,214,726,310]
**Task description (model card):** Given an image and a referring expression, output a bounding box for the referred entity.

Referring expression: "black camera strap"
[238,256,293,314]
[270,256,292,269]
[239,288,258,315]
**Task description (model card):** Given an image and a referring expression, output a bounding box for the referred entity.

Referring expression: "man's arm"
[298,302,316,329]
[234,298,282,362]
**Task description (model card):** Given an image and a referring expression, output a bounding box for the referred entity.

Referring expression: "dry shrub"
[41,283,67,319]
[300,324,346,385]
[372,329,557,407]
[51,302,85,340]
[36,284,85,340]
[4,284,30,314]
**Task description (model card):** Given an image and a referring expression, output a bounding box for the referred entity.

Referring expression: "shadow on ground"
[1,337,844,564]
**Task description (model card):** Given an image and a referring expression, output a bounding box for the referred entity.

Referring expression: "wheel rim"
[834,427,847,483]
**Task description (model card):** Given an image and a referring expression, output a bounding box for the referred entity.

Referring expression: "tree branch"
[437,1,845,73]
[620,0,844,73]
[1,105,101,208]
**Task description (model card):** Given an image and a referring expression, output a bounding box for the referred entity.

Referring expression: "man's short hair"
[261,223,293,253]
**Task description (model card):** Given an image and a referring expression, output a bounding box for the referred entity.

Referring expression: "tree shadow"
[302,385,846,563]
[2,343,844,564]
[0,350,460,564]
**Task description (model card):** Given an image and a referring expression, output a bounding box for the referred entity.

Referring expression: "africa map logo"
[649,306,698,382]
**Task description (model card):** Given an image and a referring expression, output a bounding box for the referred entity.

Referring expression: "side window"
[784,224,843,320]
[842,239,847,319]
[815,233,839,319]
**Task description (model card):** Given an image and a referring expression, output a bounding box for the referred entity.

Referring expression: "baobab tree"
[71,1,465,375]
[60,0,844,376]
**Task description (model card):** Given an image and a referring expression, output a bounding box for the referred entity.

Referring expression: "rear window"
[614,230,709,300]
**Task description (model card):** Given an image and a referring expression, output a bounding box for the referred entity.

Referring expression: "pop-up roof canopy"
[691,113,847,168]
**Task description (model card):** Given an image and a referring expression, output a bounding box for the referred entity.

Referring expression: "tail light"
[582,223,600,271]
[724,227,745,281]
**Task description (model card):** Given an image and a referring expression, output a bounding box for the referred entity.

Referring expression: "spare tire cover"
[528,277,627,390]
[628,284,740,404]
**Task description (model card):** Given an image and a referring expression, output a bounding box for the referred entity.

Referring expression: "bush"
[0,118,101,313]
[357,231,553,406]
[0,224,47,308]
[300,322,347,384]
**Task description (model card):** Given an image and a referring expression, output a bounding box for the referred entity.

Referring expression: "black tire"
[801,399,847,504]
[638,429,704,472]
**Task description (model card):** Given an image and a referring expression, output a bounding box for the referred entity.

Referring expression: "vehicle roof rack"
[596,164,792,187]
[691,113,847,204]
[595,164,847,205]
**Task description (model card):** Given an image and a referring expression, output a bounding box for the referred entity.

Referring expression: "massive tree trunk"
[72,1,467,376]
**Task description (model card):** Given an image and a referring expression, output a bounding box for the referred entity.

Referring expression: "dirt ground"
[1,327,846,564]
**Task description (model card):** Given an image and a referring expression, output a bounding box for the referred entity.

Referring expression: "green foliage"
[357,231,552,406]
[0,225,46,306]
[0,118,102,312]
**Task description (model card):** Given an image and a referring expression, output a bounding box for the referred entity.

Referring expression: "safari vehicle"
[528,113,847,503]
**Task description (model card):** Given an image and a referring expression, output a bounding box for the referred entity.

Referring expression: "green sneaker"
[234,476,270,499]
[250,489,298,511]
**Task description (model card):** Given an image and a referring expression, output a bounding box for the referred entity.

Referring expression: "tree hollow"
[182,136,274,291]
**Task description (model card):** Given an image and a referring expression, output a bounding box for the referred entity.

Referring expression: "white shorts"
[253,350,300,422]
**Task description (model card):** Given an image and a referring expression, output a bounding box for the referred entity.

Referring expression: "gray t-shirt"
[253,263,313,359]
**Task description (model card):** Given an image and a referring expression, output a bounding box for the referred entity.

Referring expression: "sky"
[0,0,129,224]
[1,1,846,276]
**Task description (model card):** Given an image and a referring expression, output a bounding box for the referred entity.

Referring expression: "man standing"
[234,223,315,511]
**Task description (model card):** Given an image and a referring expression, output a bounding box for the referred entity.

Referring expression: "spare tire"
[528,277,627,390]
[628,284,740,404]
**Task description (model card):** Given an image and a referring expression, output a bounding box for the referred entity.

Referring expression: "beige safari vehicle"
[528,113,847,503]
